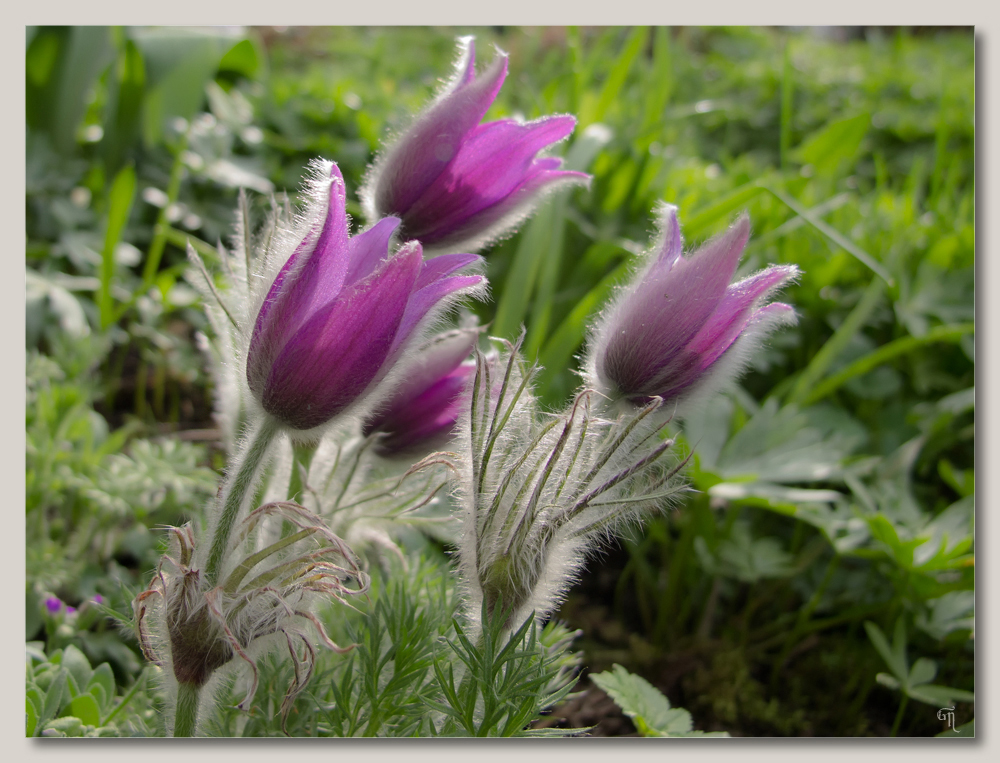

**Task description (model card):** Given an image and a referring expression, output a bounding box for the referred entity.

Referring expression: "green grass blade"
[524,125,613,358]
[535,258,632,398]
[494,124,611,344]
[639,27,673,140]
[802,323,974,406]
[786,276,885,406]
[163,225,219,262]
[583,27,648,127]
[765,185,893,285]
[683,181,767,239]
[98,163,136,329]
[491,206,555,341]
[780,39,793,170]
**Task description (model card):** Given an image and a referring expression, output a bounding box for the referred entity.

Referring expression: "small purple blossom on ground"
[587,205,799,408]
[246,161,485,433]
[361,37,588,255]
[44,596,62,614]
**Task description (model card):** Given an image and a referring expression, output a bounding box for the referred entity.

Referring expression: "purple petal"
[247,232,312,395]
[274,164,352,324]
[249,166,351,376]
[261,247,422,430]
[389,272,485,361]
[369,363,476,454]
[414,252,482,291]
[750,301,796,325]
[345,216,400,285]
[381,328,479,415]
[425,168,589,252]
[650,205,683,276]
[646,299,798,402]
[421,167,589,253]
[605,215,751,387]
[401,115,577,241]
[372,48,508,216]
[686,265,799,364]
[369,362,471,434]
[454,37,478,89]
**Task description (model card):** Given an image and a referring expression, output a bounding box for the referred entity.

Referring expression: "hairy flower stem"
[287,441,317,503]
[205,417,279,585]
[173,681,201,737]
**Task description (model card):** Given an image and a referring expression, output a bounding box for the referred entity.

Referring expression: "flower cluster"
[151,34,799,737]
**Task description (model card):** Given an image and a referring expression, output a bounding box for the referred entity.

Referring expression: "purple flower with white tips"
[587,205,799,408]
[247,161,485,433]
[361,37,588,255]
[363,328,479,456]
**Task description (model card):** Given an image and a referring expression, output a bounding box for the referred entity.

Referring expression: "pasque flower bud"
[246,161,485,433]
[361,37,588,255]
[363,328,479,456]
[586,205,799,409]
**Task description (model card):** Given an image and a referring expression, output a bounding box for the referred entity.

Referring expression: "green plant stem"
[143,131,189,291]
[779,39,793,170]
[287,440,317,503]
[99,163,136,329]
[101,669,147,727]
[890,693,909,737]
[173,681,201,737]
[658,512,695,643]
[770,554,840,689]
[162,225,219,261]
[114,129,190,324]
[205,417,279,586]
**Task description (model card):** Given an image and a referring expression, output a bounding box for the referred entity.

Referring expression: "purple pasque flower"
[44,596,63,614]
[362,328,479,456]
[361,37,588,255]
[587,205,799,408]
[246,161,485,433]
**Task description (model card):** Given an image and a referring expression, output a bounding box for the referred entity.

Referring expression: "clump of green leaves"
[591,664,728,737]
[865,618,974,736]
[26,643,157,737]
